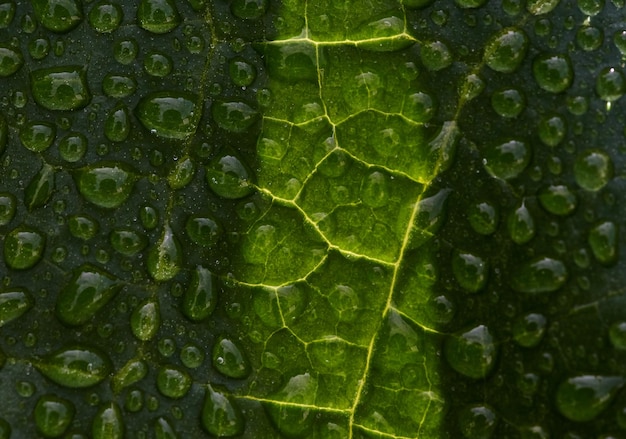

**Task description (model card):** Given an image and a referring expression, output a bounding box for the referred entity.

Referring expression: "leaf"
[0,0,625,438]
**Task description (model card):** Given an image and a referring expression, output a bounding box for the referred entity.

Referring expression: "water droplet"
[114,38,138,64]
[483,139,530,180]
[56,264,121,326]
[36,345,112,388]
[484,28,528,73]
[182,265,217,321]
[576,25,603,51]
[77,162,136,208]
[403,91,436,122]
[68,214,98,240]
[157,365,191,399]
[148,224,182,281]
[138,0,180,33]
[420,40,453,71]
[360,171,390,208]
[491,88,525,117]
[110,228,147,256]
[507,201,535,244]
[532,54,573,93]
[131,299,160,341]
[511,257,567,293]
[136,91,202,139]
[457,404,497,439]
[0,114,6,154]
[578,0,605,15]
[461,73,485,101]
[596,67,625,102]
[92,402,124,439]
[0,1,15,28]
[0,193,16,226]
[167,156,195,190]
[25,163,54,210]
[4,226,46,270]
[19,121,56,152]
[512,313,547,347]
[556,375,624,421]
[229,57,257,87]
[0,288,33,327]
[206,153,254,199]
[539,184,577,215]
[467,201,499,235]
[452,251,489,293]
[35,395,75,438]
[32,0,83,32]
[185,215,222,248]
[0,44,22,77]
[111,359,148,393]
[212,337,250,379]
[89,1,122,33]
[180,344,204,369]
[28,37,51,60]
[124,388,144,412]
[59,132,87,162]
[211,100,258,133]
[455,0,488,7]
[102,74,136,98]
[538,114,566,147]
[31,66,91,110]
[328,284,360,322]
[444,325,497,379]
[202,386,244,436]
[144,51,173,77]
[588,221,618,265]
[140,204,159,230]
[231,0,268,19]
[104,104,131,142]
[527,0,561,14]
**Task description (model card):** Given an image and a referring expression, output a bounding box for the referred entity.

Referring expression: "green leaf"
[1,0,626,438]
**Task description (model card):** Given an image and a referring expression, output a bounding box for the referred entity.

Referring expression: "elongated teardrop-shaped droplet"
[0,288,33,327]
[36,345,112,388]
[56,265,121,326]
[507,201,535,244]
[266,374,316,437]
[4,226,46,270]
[556,375,624,422]
[92,402,124,439]
[136,92,201,139]
[104,104,131,142]
[77,162,136,208]
[201,386,244,437]
[155,417,178,439]
[147,224,182,281]
[131,299,160,341]
[156,365,192,399]
[111,359,148,394]
[182,266,217,321]
[34,395,75,438]
[213,337,250,379]
[167,156,195,189]
[31,66,90,110]
[588,221,618,265]
[32,0,83,32]
[511,257,567,293]
[25,163,55,211]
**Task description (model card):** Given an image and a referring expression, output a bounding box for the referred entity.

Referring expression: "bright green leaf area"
[1,0,626,438]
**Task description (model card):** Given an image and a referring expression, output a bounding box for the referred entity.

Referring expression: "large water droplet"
[136,91,202,139]
[4,226,46,270]
[596,67,626,102]
[157,365,191,399]
[102,74,136,98]
[31,66,91,110]
[452,251,489,293]
[131,299,160,341]
[556,375,624,421]
[206,153,254,199]
[213,337,250,379]
[138,0,180,34]
[36,345,112,388]
[532,54,573,93]
[512,313,547,347]
[508,201,535,244]
[0,44,23,77]
[511,257,567,293]
[167,156,195,189]
[588,221,617,265]
[0,288,33,327]
[539,184,577,215]
[229,56,257,87]
[574,150,613,192]
[147,224,182,281]
[444,325,497,379]
[483,139,530,180]
[185,215,222,248]
[56,264,121,326]
[457,404,498,439]
[212,100,258,133]
[34,395,75,438]
[92,402,124,439]
[484,28,528,73]
[77,162,136,208]
[201,386,244,437]
[403,91,436,122]
[32,0,83,32]
[491,88,525,118]
[182,266,217,322]
[59,132,87,162]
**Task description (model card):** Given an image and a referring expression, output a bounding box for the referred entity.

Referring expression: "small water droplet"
[180,344,204,369]
[420,40,453,71]
[507,201,535,244]
[533,54,574,93]
[206,152,254,199]
[511,257,567,293]
[467,201,499,235]
[137,91,202,139]
[457,404,497,439]
[148,224,182,281]
[512,313,547,347]
[527,0,561,14]
[4,226,46,270]
[34,395,75,438]
[131,299,160,341]
[588,221,618,264]
[138,0,180,34]
[19,121,56,152]
[539,184,577,215]
[213,337,250,379]
[157,365,191,399]
[89,1,123,33]
[92,402,124,439]
[111,359,148,393]
[231,0,268,19]
[452,251,489,293]
[596,67,625,102]
[114,38,138,64]
[104,104,131,142]
[77,162,137,208]
[0,288,33,327]
[0,193,17,226]
[491,88,525,117]
[0,44,22,77]
[576,25,603,51]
